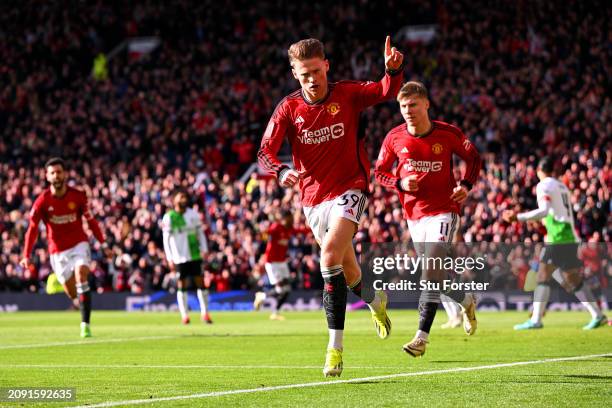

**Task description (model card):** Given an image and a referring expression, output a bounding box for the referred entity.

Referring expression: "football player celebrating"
[21,158,106,338]
[258,36,403,377]
[375,81,482,357]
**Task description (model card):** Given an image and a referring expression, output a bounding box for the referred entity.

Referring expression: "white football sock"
[442,298,461,319]
[197,289,209,315]
[531,284,550,324]
[177,290,188,318]
[574,285,602,319]
[328,329,343,350]
[416,330,429,341]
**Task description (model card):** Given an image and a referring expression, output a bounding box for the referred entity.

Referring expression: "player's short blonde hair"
[397,81,429,101]
[288,39,325,66]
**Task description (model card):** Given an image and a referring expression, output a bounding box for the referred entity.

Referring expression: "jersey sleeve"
[23,195,44,258]
[517,183,551,221]
[352,71,403,110]
[161,213,173,261]
[257,101,291,178]
[374,133,401,191]
[82,192,105,243]
[195,214,208,253]
[450,129,482,190]
[267,223,280,239]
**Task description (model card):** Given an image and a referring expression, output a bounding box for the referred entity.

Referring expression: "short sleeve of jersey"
[536,182,552,204]
[189,209,202,227]
[161,213,171,233]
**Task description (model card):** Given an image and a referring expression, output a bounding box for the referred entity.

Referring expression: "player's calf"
[321,265,347,376]
[76,281,92,337]
[406,288,440,351]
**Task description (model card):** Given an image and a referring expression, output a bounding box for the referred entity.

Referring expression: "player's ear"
[291,68,298,80]
[324,59,329,73]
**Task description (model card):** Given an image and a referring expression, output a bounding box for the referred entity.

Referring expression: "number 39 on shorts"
[337,193,360,208]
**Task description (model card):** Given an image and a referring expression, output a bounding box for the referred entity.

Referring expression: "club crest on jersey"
[68,202,76,210]
[326,103,340,116]
[432,143,443,154]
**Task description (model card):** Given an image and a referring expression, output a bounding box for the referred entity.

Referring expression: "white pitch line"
[0,336,177,350]
[0,364,400,370]
[73,352,612,408]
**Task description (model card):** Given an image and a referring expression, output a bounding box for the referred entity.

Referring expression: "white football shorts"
[49,241,91,284]
[264,262,290,286]
[303,189,367,244]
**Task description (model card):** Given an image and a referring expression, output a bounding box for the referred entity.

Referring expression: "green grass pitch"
[0,310,610,407]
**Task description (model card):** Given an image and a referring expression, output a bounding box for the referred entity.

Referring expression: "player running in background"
[258,36,403,377]
[440,295,463,329]
[162,189,212,325]
[20,158,106,338]
[253,210,309,320]
[375,81,482,357]
[503,157,607,330]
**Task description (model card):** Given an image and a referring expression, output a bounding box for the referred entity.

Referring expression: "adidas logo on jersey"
[401,147,409,154]
[295,115,304,124]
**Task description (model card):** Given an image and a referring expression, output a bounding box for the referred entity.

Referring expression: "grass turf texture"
[0,310,610,407]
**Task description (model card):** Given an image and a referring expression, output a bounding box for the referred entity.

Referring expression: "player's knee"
[75,266,89,282]
[320,245,344,267]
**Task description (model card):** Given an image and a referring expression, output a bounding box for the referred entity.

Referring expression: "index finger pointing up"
[385,35,391,55]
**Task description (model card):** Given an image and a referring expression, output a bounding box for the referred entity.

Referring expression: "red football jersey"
[375,120,482,220]
[23,186,105,255]
[264,223,309,263]
[258,72,403,207]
